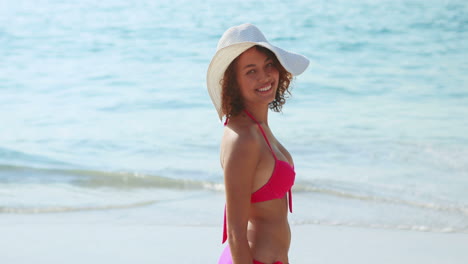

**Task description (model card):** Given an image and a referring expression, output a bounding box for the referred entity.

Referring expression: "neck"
[244,105,269,125]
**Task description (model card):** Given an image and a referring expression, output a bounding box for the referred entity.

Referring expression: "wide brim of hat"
[206,41,309,120]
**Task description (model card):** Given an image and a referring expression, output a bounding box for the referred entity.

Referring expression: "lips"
[255,84,272,93]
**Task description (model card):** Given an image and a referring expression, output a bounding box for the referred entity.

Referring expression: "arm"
[222,132,260,264]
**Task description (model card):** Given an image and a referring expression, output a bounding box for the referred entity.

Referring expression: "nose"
[257,68,271,82]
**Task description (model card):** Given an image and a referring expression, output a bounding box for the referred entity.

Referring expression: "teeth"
[257,85,271,92]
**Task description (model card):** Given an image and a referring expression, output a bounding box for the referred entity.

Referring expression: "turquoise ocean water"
[1,0,468,233]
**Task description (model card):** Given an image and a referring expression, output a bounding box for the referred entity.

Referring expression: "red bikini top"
[222,110,296,243]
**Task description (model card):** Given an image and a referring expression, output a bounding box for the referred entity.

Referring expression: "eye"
[246,69,256,75]
[266,62,275,69]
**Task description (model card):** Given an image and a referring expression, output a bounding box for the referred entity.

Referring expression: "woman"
[207,24,309,264]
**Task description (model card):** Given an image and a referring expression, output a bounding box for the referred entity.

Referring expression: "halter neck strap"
[243,110,277,160]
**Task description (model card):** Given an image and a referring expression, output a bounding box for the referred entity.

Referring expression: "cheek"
[272,68,280,78]
[266,67,280,81]
[272,71,281,93]
[237,75,254,90]
[236,76,250,97]
[271,69,280,85]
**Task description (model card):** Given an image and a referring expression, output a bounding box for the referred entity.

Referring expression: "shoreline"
[1,220,467,264]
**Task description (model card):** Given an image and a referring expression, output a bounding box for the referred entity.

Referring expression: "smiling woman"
[206,24,309,264]
[221,45,293,119]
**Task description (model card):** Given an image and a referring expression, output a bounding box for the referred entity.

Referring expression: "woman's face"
[235,47,279,108]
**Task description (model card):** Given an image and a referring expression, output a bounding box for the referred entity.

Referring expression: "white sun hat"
[206,23,310,120]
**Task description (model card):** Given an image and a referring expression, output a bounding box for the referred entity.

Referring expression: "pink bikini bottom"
[218,245,285,264]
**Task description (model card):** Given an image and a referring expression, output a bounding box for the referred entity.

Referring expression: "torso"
[221,112,294,263]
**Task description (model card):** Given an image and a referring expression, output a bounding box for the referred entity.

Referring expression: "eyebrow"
[243,56,272,70]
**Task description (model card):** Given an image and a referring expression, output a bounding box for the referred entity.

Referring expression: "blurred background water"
[1,0,467,233]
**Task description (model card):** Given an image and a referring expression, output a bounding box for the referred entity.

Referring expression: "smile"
[256,84,272,93]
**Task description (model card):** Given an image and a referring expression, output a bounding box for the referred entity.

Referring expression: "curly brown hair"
[220,45,293,118]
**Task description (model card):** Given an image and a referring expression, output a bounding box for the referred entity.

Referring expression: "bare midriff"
[247,197,290,263]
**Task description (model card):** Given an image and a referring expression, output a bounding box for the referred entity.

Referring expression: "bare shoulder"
[221,122,261,169]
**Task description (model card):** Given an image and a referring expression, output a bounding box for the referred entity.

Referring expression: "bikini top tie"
[222,109,295,244]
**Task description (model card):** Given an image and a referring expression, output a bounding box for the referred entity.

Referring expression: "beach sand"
[1,216,467,264]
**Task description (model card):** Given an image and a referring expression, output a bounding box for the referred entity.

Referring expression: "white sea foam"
[1,0,467,234]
